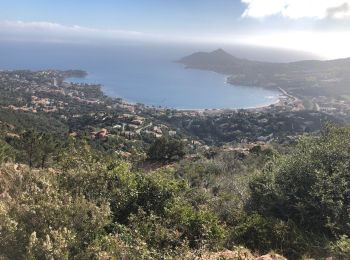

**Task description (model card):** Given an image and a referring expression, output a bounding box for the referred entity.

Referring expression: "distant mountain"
[177,48,264,75]
[178,49,350,97]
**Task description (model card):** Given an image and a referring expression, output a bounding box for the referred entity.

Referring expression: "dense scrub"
[241,126,350,259]
[1,126,350,259]
[0,144,225,259]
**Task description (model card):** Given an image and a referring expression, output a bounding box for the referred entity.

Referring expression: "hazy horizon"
[2,1,350,59]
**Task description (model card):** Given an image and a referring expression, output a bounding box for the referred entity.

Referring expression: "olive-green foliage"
[0,164,111,259]
[5,121,350,259]
[61,144,226,252]
[175,149,274,226]
[148,137,186,162]
[246,125,350,258]
[0,139,14,164]
[78,232,154,259]
[7,130,64,168]
[0,108,68,134]
[329,235,350,259]
[229,213,309,259]
[166,200,226,250]
[0,142,226,259]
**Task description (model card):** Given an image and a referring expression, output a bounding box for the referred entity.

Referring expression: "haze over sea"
[0,42,318,109]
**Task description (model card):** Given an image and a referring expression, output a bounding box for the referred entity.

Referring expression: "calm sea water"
[0,42,316,109]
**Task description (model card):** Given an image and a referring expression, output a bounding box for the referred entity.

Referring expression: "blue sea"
[0,41,316,109]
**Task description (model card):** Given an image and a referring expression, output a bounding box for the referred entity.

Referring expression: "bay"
[0,42,305,109]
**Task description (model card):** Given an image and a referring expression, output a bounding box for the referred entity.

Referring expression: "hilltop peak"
[209,49,235,59]
[177,49,243,74]
[211,48,228,54]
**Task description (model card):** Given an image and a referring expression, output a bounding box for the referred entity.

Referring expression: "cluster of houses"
[91,112,179,141]
[311,96,350,120]
[0,70,106,114]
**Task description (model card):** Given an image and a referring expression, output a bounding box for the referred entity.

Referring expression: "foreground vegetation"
[1,125,350,259]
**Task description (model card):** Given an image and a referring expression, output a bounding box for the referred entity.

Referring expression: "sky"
[2,0,350,59]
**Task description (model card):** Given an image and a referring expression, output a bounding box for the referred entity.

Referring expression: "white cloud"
[242,0,350,19]
[0,20,228,45]
[0,20,160,44]
[1,20,350,59]
[232,30,350,59]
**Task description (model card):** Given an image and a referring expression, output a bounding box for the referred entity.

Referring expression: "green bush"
[248,125,350,257]
[0,139,14,164]
[147,137,186,162]
[329,235,350,259]
[229,213,308,259]
[0,164,111,259]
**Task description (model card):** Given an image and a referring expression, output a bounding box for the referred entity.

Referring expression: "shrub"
[248,126,350,257]
[229,213,308,259]
[147,137,186,162]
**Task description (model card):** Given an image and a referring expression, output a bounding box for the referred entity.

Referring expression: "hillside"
[2,119,350,259]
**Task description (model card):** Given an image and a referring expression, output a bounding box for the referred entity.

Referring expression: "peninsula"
[178,49,350,98]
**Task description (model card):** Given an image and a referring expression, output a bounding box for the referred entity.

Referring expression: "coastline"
[65,71,286,113]
[176,66,285,111]
[174,95,283,113]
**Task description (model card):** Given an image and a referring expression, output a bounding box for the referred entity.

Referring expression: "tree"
[37,133,63,168]
[19,130,40,168]
[147,137,186,162]
[0,139,13,164]
[10,130,62,168]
